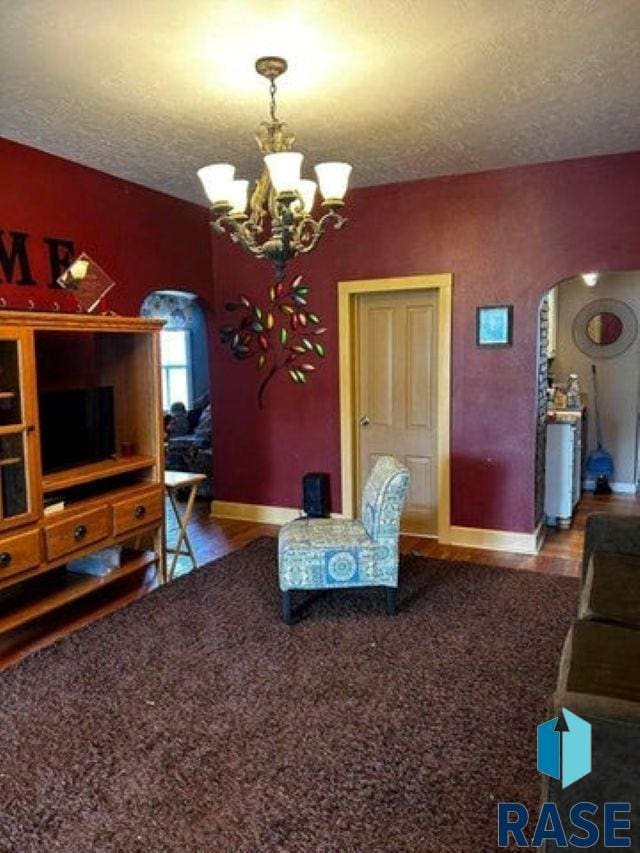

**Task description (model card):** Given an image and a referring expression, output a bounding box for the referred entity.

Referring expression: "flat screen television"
[39,386,116,474]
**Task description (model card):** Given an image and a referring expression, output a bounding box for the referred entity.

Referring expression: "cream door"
[357,289,438,535]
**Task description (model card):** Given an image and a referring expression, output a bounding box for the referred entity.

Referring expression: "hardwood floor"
[541,491,640,565]
[165,500,279,578]
[1,491,637,671]
[169,491,640,581]
[407,492,640,578]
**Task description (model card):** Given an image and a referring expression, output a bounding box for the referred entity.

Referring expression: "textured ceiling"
[1,0,639,204]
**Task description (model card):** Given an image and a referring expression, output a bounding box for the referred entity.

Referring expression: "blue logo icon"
[537,708,591,789]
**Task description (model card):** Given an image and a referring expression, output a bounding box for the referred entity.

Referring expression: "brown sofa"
[543,513,640,850]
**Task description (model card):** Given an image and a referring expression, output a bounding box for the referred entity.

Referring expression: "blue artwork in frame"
[476,305,513,347]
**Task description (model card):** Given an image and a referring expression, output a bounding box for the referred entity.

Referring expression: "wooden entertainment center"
[0,311,164,667]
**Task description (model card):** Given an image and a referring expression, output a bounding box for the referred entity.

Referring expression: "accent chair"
[278,455,410,623]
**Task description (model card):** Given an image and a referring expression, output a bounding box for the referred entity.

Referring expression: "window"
[160,329,192,410]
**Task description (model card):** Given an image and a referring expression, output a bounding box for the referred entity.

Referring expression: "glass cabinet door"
[0,329,39,529]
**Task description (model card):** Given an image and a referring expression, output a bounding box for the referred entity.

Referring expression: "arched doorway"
[140,290,212,501]
[535,271,640,546]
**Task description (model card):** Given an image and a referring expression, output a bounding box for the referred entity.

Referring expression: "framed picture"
[476,305,513,347]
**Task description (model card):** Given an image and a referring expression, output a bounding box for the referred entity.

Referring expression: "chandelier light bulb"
[228,179,249,216]
[315,162,352,204]
[296,179,317,214]
[582,272,599,287]
[264,152,304,195]
[197,163,235,206]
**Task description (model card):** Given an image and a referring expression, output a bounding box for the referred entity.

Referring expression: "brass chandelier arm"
[295,210,347,256]
[210,203,348,279]
[211,216,267,258]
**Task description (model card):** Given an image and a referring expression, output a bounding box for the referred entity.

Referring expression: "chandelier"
[197,56,352,282]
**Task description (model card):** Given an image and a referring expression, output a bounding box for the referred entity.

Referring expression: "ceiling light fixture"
[198,57,352,282]
[582,272,599,287]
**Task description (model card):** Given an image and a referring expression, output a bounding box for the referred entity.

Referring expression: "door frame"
[337,273,452,542]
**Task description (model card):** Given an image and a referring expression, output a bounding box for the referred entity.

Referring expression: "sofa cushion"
[193,404,212,446]
[582,512,640,582]
[580,550,640,627]
[559,619,640,705]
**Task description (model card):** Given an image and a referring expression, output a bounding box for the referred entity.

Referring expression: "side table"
[164,470,206,580]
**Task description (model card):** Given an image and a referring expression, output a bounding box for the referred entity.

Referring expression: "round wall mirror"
[573,298,638,358]
[586,311,623,345]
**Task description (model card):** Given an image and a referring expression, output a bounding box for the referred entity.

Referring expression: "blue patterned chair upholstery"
[278,456,410,623]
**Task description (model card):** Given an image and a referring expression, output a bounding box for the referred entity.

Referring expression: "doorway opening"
[140,290,212,501]
[338,274,452,541]
[535,271,640,548]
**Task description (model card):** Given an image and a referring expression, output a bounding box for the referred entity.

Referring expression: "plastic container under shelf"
[67,546,123,577]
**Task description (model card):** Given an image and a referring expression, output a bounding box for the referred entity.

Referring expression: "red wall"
[4,137,640,534]
[0,138,212,313]
[210,151,640,532]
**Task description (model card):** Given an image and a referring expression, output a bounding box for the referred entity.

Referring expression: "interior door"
[357,289,438,535]
[0,328,41,530]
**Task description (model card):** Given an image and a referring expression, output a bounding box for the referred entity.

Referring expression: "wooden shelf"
[0,551,157,635]
[0,311,164,333]
[0,313,164,667]
[0,424,26,437]
[42,455,156,493]
[0,565,159,672]
[0,457,21,467]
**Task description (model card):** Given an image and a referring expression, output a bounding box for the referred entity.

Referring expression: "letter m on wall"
[0,231,36,285]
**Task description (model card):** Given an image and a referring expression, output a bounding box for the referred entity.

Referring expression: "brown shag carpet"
[0,538,577,852]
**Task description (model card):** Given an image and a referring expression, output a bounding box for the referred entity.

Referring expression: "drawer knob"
[74,524,87,541]
[134,504,147,519]
[0,552,12,568]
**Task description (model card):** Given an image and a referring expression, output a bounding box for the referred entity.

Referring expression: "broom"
[586,364,613,494]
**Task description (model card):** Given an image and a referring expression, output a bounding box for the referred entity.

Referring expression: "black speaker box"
[302,472,330,518]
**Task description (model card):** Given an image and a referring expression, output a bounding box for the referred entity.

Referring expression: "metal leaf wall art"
[221,275,326,408]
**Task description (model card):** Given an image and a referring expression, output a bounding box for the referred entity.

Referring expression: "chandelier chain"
[269,79,278,122]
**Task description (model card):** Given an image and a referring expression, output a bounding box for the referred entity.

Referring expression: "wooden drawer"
[0,528,41,581]
[112,487,163,536]
[45,506,110,562]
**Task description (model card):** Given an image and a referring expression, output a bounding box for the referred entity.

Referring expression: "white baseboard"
[582,480,637,494]
[211,501,346,525]
[449,523,544,555]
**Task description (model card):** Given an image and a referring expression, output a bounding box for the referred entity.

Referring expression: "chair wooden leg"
[281,590,293,625]
[385,587,397,616]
